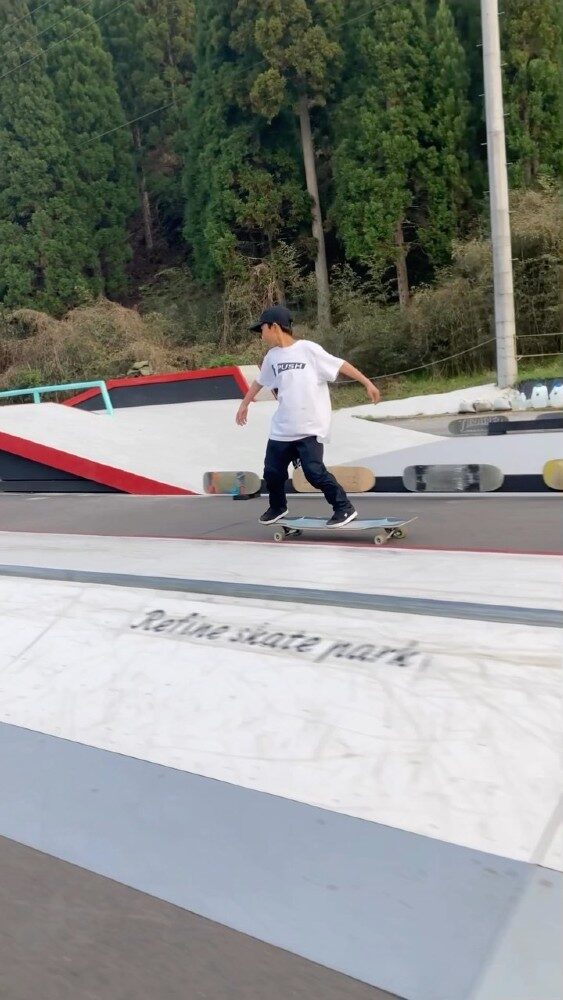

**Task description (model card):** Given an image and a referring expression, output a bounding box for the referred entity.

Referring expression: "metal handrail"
[0,380,113,415]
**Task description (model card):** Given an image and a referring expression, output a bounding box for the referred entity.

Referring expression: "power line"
[348,339,497,384]
[516,331,563,339]
[0,0,395,142]
[86,100,177,143]
[84,0,396,143]
[518,351,563,360]
[0,0,56,38]
[336,333,563,388]
[2,0,94,61]
[0,0,129,84]
[339,332,562,385]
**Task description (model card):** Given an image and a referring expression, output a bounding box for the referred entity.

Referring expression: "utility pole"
[481,0,518,388]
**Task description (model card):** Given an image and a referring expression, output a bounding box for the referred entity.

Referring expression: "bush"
[325,187,561,384]
[0,299,182,391]
[0,191,558,393]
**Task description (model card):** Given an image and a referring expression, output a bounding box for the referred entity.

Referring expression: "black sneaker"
[326,507,358,528]
[259,506,289,524]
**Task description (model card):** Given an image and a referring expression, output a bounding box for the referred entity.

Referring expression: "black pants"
[264,436,351,512]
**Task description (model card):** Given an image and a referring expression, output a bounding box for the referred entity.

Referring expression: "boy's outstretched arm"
[235,380,263,425]
[338,361,381,403]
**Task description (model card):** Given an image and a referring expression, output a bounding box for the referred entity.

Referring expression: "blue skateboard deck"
[203,471,261,497]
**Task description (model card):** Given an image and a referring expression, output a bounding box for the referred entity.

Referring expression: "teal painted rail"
[0,380,113,415]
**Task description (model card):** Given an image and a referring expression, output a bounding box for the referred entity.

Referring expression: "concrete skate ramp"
[0,367,254,493]
[111,399,442,484]
[0,403,194,494]
[0,398,442,494]
[0,554,560,1000]
[2,377,559,495]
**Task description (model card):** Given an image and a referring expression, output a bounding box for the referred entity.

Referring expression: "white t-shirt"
[257,340,343,441]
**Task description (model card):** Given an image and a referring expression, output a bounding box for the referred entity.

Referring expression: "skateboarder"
[235,305,380,527]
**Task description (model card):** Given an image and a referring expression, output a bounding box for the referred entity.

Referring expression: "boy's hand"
[366,382,381,404]
[236,401,249,425]
[338,362,381,403]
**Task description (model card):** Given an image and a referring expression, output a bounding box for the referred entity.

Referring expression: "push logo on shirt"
[275,362,306,374]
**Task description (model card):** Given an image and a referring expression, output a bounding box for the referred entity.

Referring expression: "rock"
[126,361,153,377]
[492,396,511,411]
[458,400,474,413]
[509,391,527,410]
[473,400,490,412]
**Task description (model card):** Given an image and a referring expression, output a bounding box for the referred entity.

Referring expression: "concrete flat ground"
[0,836,397,1000]
[1,489,559,1000]
[0,492,560,553]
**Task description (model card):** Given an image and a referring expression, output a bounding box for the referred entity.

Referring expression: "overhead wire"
[1,0,94,58]
[1,0,559,379]
[0,0,130,83]
[0,0,56,37]
[85,0,397,142]
[338,332,562,385]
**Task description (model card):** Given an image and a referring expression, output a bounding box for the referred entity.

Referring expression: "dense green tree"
[502,0,562,185]
[33,0,136,297]
[96,0,194,252]
[447,0,487,193]
[1,0,558,327]
[0,0,97,311]
[230,0,344,328]
[422,0,472,263]
[183,0,253,280]
[331,0,429,308]
[183,0,308,282]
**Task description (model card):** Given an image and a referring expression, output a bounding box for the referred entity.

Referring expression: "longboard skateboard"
[203,471,262,497]
[271,516,416,545]
[543,460,563,491]
[292,465,375,493]
[403,464,504,493]
[448,415,508,436]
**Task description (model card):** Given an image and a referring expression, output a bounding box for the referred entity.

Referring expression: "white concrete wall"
[353,383,506,419]
[366,429,563,476]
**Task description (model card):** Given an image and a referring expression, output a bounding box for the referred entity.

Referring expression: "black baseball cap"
[249,305,293,332]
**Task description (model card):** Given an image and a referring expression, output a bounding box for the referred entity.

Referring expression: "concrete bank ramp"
[0,399,442,494]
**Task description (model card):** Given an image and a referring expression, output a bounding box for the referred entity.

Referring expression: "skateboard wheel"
[392,528,406,539]
[273,530,285,543]
[373,533,386,545]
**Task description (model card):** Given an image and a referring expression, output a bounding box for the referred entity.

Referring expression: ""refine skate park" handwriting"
[130,609,426,669]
